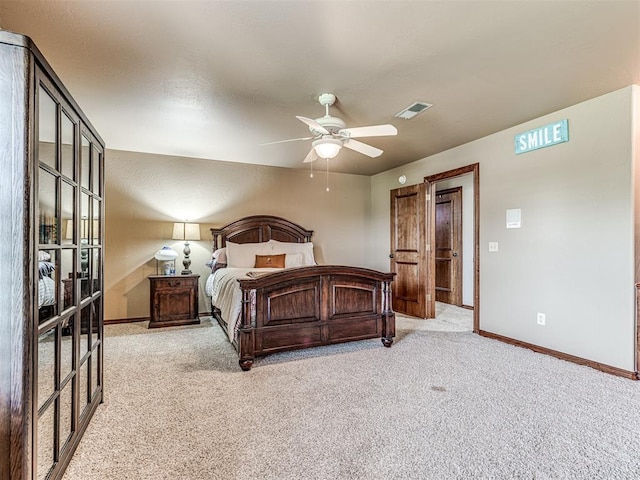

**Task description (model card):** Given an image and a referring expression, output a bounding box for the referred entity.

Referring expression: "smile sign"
[515,119,568,154]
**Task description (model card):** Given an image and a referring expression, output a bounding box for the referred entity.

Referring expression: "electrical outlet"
[488,242,499,252]
[537,312,546,326]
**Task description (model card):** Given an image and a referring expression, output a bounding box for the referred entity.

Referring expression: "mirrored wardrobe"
[0,31,104,480]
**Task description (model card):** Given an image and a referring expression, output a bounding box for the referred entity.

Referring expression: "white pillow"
[270,240,316,266]
[212,248,227,264]
[285,252,305,268]
[226,241,273,268]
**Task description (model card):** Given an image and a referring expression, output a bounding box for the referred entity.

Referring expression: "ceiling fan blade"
[343,139,383,158]
[260,136,314,146]
[296,116,329,135]
[303,149,319,163]
[339,124,397,138]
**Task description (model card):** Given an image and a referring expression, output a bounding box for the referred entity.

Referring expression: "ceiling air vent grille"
[394,101,433,120]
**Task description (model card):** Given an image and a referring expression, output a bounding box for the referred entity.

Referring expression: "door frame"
[425,163,479,333]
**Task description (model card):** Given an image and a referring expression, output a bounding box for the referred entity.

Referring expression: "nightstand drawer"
[153,277,197,291]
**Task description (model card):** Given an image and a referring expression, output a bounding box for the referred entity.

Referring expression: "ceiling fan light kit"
[312,137,342,159]
[263,92,398,164]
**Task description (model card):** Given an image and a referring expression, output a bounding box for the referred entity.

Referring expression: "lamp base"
[181,241,192,275]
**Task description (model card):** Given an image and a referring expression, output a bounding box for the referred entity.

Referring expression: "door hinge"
[426,294,432,301]
[426,194,431,201]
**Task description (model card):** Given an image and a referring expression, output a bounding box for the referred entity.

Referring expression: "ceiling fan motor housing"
[306,92,347,136]
[310,115,346,135]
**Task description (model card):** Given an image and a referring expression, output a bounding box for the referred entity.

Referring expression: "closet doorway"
[435,187,463,306]
[425,163,479,332]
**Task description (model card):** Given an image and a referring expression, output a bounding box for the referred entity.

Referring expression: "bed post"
[381,278,395,347]
[238,287,255,371]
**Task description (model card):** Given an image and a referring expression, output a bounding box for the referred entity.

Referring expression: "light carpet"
[62,311,640,480]
[398,302,474,332]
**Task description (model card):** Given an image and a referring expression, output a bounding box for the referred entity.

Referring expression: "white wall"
[370,86,638,371]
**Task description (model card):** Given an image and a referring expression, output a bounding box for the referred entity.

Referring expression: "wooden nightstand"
[148,274,200,328]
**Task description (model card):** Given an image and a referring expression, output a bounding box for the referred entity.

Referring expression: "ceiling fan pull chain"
[326,159,330,192]
[310,160,314,178]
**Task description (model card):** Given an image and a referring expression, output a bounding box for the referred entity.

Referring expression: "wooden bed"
[209,215,395,370]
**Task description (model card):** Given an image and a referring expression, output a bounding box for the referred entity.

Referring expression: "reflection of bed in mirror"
[38,251,56,321]
[205,215,396,371]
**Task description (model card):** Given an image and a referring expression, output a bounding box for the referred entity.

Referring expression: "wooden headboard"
[210,215,313,250]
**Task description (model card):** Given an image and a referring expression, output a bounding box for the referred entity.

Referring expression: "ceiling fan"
[262,93,398,163]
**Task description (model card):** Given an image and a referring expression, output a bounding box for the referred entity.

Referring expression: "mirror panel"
[38,169,58,245]
[38,86,56,170]
[59,381,74,455]
[60,314,74,383]
[80,194,90,244]
[91,147,100,194]
[91,249,101,295]
[37,328,55,410]
[79,305,90,355]
[38,249,57,324]
[80,250,90,300]
[90,348,99,400]
[36,405,55,480]
[60,249,74,311]
[79,359,90,418]
[61,181,74,245]
[91,297,101,347]
[80,192,90,294]
[80,135,90,189]
[61,111,75,179]
[92,198,100,246]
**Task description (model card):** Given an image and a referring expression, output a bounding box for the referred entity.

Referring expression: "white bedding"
[39,276,56,307]
[205,267,281,341]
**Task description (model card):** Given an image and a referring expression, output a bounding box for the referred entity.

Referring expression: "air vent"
[394,101,433,120]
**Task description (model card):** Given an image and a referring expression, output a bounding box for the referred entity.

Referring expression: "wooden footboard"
[236,265,395,370]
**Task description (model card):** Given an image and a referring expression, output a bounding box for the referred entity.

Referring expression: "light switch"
[488,242,499,252]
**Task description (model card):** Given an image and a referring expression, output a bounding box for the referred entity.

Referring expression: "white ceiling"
[1,1,639,175]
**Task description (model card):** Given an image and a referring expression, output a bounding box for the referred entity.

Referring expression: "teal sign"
[515,119,568,154]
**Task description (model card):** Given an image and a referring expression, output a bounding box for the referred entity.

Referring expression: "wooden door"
[390,184,433,318]
[435,187,462,305]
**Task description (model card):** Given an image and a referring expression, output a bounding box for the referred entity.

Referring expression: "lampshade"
[312,138,342,159]
[172,222,201,241]
[154,246,179,261]
[64,219,74,240]
[64,218,98,240]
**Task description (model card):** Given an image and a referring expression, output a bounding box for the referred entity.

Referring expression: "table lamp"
[172,222,200,274]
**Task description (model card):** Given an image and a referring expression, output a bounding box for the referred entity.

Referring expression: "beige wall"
[371,86,639,372]
[104,151,371,320]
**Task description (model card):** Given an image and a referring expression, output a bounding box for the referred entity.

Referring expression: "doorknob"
[389,254,395,258]
[452,253,458,257]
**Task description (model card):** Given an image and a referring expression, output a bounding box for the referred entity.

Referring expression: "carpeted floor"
[62,307,640,480]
